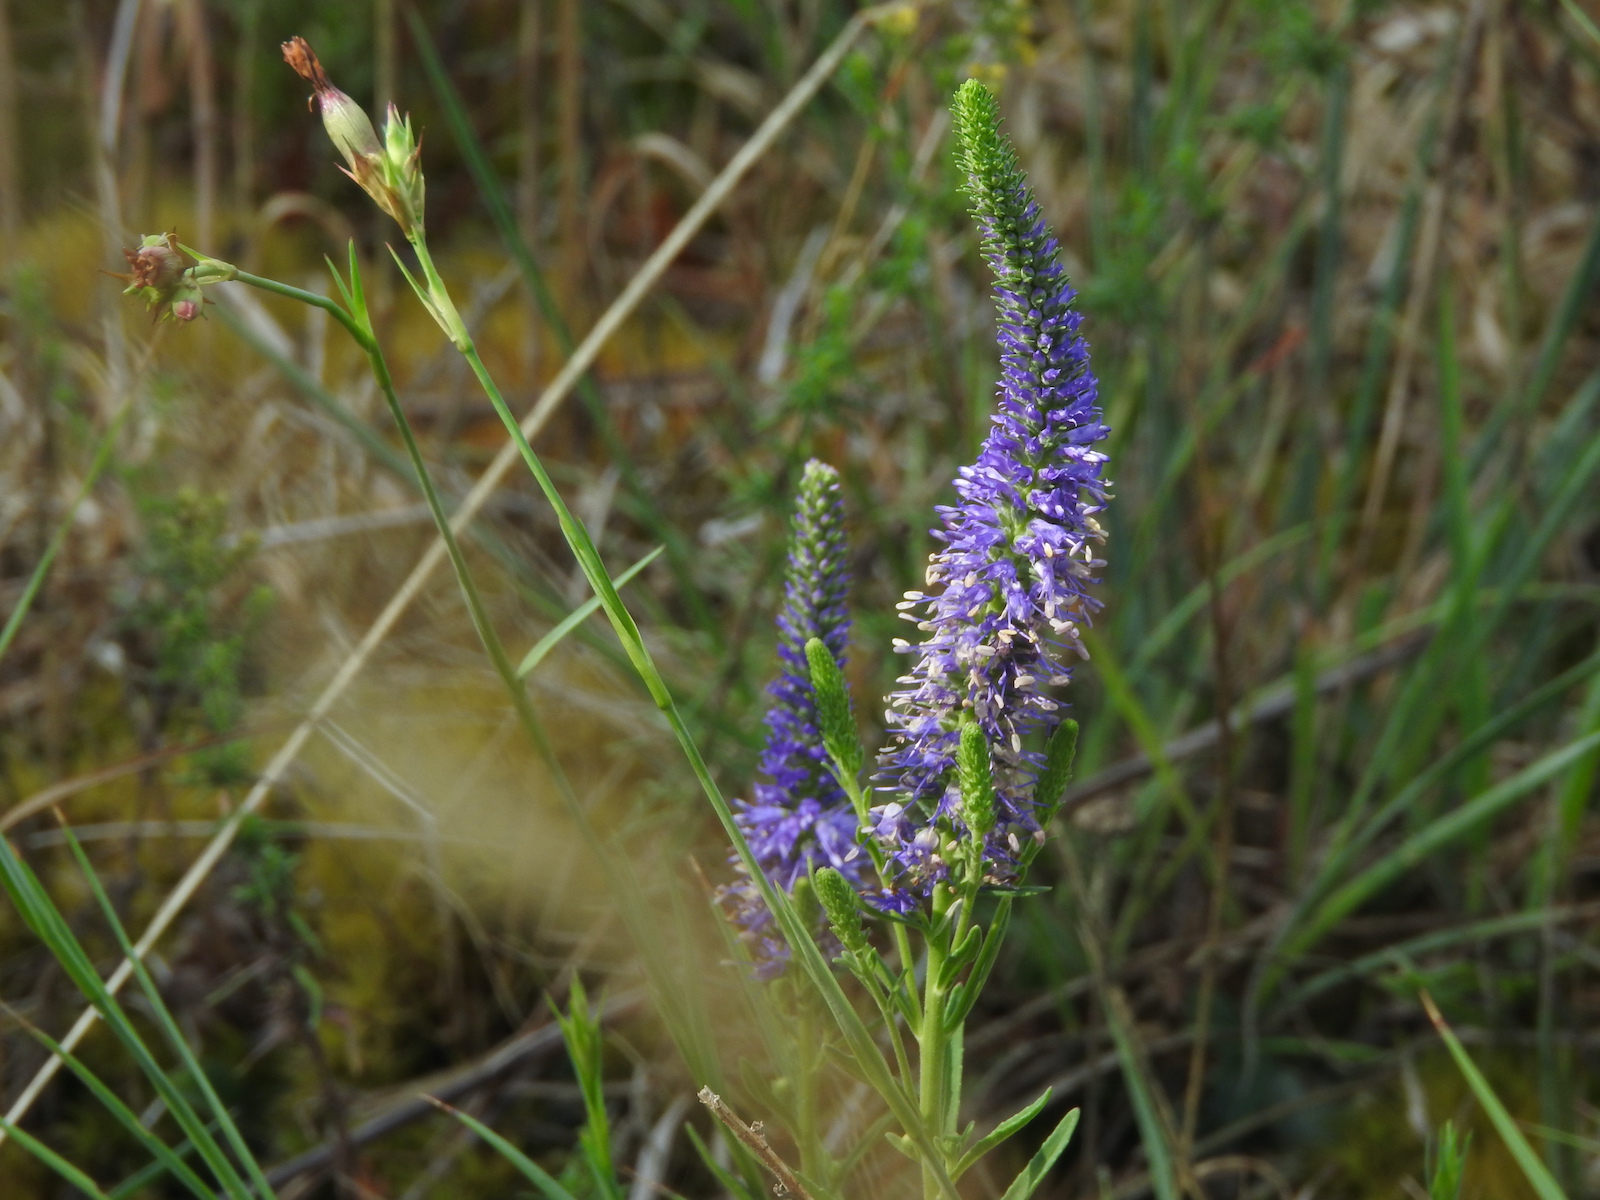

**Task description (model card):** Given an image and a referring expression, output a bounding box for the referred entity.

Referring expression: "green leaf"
[1428,1120,1470,1200]
[429,1097,582,1200]
[518,547,664,677]
[998,1107,1081,1200]
[0,1114,113,1198]
[953,1089,1053,1179]
[885,1131,919,1161]
[1422,993,1567,1200]
[946,898,1012,1029]
[2,1004,218,1199]
[937,924,982,990]
[0,835,252,1200]
[59,824,276,1200]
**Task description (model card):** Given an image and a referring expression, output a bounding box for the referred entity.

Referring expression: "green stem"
[918,892,955,1200]
[402,230,958,1200]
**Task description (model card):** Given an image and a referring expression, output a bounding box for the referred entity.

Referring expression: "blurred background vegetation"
[2,0,1600,1196]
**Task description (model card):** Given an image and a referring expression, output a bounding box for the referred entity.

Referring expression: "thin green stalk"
[0,397,134,666]
[397,227,957,1199]
[919,900,954,1200]
[405,7,718,640]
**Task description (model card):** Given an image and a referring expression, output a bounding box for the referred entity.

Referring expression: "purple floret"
[873,168,1111,898]
[722,460,868,973]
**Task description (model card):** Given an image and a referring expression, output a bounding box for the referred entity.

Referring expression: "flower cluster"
[723,461,866,971]
[115,233,228,324]
[872,80,1111,898]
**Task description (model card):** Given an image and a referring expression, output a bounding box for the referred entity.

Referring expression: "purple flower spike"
[873,80,1112,898]
[723,460,867,973]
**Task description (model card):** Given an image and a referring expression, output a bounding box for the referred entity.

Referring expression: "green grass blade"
[0,1114,114,1198]
[1129,526,1310,674]
[518,547,664,677]
[427,1096,582,1200]
[997,1107,1080,1200]
[0,836,252,1199]
[108,1141,204,1200]
[683,1123,762,1200]
[1103,988,1178,1200]
[57,824,275,1199]
[0,399,132,666]
[1421,992,1568,1200]
[1559,0,1600,46]
[3,1004,218,1199]
[1299,729,1600,950]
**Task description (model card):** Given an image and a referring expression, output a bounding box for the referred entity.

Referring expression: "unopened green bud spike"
[957,721,997,840]
[814,867,869,955]
[807,637,863,780]
[1034,718,1080,817]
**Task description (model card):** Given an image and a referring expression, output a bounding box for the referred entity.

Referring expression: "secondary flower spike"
[724,460,865,972]
[874,80,1111,898]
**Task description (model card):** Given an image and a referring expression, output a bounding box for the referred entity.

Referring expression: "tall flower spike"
[723,460,865,973]
[873,80,1111,899]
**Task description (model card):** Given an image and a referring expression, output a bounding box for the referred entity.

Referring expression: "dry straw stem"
[0,4,894,1138]
[697,1087,813,1200]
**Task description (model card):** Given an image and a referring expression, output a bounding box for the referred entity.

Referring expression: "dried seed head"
[115,234,212,324]
[122,235,183,293]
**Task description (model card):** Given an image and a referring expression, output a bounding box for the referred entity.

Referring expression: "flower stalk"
[120,40,1083,1200]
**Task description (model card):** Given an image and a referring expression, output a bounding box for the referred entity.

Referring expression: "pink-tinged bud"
[281,36,382,168]
[282,36,424,236]
[171,297,200,322]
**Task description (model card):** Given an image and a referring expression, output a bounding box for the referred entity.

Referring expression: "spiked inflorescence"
[723,461,866,972]
[872,80,1112,901]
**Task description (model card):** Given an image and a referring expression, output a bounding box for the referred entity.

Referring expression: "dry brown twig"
[697,1087,812,1200]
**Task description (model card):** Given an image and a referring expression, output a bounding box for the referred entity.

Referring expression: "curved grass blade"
[2,1003,218,1199]
[1296,728,1600,953]
[0,1114,113,1198]
[0,835,253,1199]
[1421,992,1567,1200]
[57,823,274,1199]
[518,547,664,677]
[425,1096,581,1200]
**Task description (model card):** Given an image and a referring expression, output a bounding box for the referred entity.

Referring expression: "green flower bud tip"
[957,721,996,839]
[1034,718,1079,815]
[806,637,861,775]
[952,79,1024,233]
[814,867,868,953]
[282,36,425,236]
